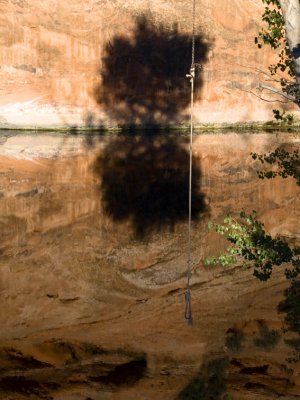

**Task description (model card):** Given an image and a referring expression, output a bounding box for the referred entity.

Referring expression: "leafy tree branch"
[205,145,300,360]
[255,0,300,105]
[205,211,296,281]
[251,147,300,185]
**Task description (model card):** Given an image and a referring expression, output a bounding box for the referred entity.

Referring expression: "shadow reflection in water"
[89,14,210,236]
[94,133,207,238]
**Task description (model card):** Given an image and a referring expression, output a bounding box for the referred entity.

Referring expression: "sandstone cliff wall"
[0,0,295,128]
[0,133,299,398]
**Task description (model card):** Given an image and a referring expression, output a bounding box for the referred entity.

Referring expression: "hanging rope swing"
[185,0,198,326]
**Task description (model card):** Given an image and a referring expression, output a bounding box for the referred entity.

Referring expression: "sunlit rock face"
[0,0,293,128]
[0,132,299,399]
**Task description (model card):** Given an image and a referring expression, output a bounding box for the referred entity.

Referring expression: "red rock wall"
[0,0,293,128]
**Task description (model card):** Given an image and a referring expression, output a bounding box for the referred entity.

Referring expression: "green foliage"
[207,148,300,362]
[272,109,294,124]
[255,0,294,77]
[205,211,294,281]
[251,147,300,186]
[255,0,299,109]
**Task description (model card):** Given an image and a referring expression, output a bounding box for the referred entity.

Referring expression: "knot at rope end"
[185,289,193,326]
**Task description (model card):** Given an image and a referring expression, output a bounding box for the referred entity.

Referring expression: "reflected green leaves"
[251,147,300,186]
[205,211,295,282]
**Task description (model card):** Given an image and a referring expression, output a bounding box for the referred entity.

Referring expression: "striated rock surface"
[0,131,299,399]
[0,0,297,128]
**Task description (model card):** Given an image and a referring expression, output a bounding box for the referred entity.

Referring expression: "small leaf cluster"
[272,109,294,124]
[205,211,296,282]
[255,0,295,78]
[251,147,300,186]
[279,80,300,105]
[256,0,284,50]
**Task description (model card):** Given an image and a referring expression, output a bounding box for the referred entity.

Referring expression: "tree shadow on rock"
[177,357,229,400]
[278,279,300,362]
[94,15,211,126]
[252,320,281,351]
[94,133,207,238]
[92,15,210,238]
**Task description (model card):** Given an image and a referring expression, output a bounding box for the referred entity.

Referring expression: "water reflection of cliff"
[0,133,299,256]
[0,133,299,399]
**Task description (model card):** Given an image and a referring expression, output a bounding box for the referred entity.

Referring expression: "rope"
[191,0,196,68]
[185,0,196,326]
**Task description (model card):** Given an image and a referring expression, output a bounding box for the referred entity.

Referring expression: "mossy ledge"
[0,120,299,135]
